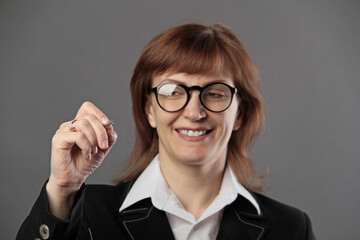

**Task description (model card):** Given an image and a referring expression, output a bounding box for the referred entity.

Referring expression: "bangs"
[145,25,234,77]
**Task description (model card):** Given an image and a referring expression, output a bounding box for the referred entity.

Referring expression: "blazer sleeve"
[16,181,90,240]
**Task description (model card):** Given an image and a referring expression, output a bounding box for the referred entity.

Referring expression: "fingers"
[60,117,111,151]
[52,131,93,160]
[75,101,110,126]
[74,118,99,153]
[107,127,117,147]
[104,127,118,154]
[54,123,117,161]
[53,101,117,162]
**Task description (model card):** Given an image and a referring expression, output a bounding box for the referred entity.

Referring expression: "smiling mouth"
[177,129,211,137]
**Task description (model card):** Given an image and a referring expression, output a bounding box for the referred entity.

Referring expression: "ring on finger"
[69,119,77,132]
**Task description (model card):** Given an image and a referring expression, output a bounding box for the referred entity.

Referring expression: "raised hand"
[46,101,117,219]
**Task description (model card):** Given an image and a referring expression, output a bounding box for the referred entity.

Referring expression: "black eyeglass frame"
[152,82,238,113]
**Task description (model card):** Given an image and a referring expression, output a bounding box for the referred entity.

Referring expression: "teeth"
[178,129,207,137]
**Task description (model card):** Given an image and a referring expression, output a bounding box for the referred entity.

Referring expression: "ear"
[145,99,157,128]
[233,110,242,131]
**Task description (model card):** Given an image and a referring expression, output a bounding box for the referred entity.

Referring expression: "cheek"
[159,113,179,129]
[149,107,180,131]
[224,109,241,131]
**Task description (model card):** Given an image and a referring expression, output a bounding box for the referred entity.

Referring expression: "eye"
[158,84,186,98]
[206,91,226,97]
[203,88,229,100]
[168,90,183,96]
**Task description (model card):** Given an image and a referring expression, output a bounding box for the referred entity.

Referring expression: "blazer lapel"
[117,198,175,240]
[216,195,269,240]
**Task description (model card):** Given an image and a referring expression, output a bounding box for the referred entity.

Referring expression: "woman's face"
[146,71,241,168]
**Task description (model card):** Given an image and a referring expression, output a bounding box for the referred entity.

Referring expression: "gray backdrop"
[1,0,359,239]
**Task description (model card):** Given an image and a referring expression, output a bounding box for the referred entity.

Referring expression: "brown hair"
[115,23,265,192]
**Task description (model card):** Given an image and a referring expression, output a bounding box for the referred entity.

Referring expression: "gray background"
[1,0,359,239]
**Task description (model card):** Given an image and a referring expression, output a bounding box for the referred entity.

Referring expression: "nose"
[183,91,206,120]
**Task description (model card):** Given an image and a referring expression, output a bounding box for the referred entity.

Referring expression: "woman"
[17,23,315,239]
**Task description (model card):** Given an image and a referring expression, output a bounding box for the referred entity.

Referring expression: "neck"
[159,155,226,220]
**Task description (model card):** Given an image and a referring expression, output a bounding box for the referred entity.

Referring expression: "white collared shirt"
[119,155,260,240]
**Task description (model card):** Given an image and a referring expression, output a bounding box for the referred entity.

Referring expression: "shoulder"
[254,192,304,215]
[253,192,312,231]
[233,192,316,239]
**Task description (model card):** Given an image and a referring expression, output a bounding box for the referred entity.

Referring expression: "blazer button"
[39,224,49,239]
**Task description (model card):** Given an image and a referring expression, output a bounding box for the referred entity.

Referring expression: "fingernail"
[102,140,108,149]
[92,146,98,154]
[88,153,92,160]
[101,117,108,124]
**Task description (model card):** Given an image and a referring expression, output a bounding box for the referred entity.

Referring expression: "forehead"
[152,72,234,87]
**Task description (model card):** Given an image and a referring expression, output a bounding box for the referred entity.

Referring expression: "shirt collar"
[119,154,260,215]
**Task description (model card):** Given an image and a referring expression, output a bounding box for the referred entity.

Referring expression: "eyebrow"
[158,78,231,86]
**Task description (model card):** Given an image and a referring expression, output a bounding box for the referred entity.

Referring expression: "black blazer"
[17,181,316,240]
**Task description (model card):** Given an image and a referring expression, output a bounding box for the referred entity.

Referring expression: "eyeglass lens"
[156,83,233,112]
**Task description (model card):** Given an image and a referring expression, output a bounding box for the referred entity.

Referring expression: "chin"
[174,150,210,165]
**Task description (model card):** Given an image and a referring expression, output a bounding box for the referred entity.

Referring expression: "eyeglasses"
[152,82,238,113]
